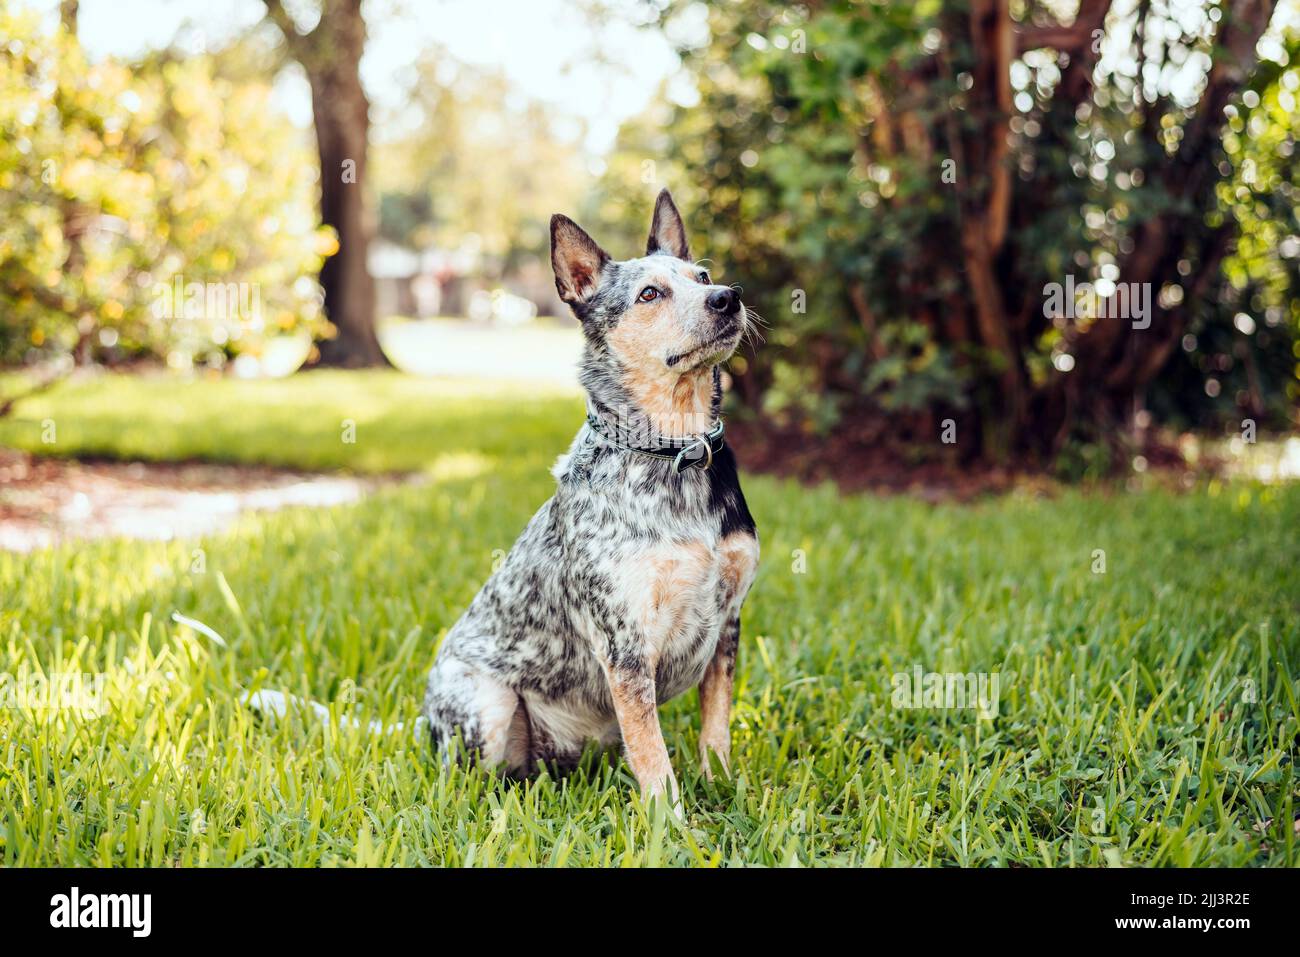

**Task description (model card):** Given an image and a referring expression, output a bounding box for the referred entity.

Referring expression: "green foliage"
[862,323,971,412]
[0,372,1297,865]
[597,0,1300,445]
[1162,57,1300,428]
[0,7,331,368]
[595,2,972,431]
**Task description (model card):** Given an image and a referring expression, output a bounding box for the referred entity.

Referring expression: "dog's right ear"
[551,214,610,306]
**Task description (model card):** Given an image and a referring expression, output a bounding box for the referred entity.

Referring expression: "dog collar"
[584,411,725,473]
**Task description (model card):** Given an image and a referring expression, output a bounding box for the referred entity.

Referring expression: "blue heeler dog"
[422,190,759,810]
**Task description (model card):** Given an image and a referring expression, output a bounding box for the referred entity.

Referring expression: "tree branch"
[1016,0,1112,56]
[1176,0,1276,176]
[261,0,312,58]
[1063,0,1279,400]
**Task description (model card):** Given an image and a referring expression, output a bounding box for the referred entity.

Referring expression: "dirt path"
[0,449,409,552]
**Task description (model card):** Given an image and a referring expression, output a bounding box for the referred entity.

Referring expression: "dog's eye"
[697,271,711,284]
[637,286,659,302]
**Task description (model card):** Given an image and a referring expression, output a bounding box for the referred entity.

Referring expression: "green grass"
[1,371,1297,866]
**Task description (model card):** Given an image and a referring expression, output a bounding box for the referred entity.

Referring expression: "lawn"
[0,371,1297,866]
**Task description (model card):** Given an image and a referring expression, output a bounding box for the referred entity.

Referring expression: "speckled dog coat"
[423,190,759,805]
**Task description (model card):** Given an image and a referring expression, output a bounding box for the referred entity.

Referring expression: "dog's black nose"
[707,287,739,315]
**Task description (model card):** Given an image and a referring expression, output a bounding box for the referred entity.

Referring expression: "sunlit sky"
[30,0,696,154]
[29,0,1300,153]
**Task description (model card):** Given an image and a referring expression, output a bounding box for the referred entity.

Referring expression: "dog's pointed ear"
[646,188,690,260]
[551,214,610,306]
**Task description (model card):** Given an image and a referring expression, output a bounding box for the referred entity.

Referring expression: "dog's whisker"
[738,307,769,348]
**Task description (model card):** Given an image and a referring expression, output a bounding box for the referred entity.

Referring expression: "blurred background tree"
[0,2,330,376]
[372,54,589,281]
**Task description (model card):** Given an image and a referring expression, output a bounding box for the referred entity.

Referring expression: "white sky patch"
[46,1,1298,154]
[27,0,684,155]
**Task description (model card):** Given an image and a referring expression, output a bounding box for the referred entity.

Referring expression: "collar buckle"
[673,433,715,473]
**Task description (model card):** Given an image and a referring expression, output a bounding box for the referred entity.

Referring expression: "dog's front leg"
[698,532,759,780]
[601,661,679,812]
[697,616,738,779]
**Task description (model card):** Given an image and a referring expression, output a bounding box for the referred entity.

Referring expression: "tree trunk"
[310,64,386,367]
[263,0,388,368]
[945,0,1027,453]
[59,0,96,365]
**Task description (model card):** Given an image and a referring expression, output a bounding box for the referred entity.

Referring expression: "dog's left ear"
[646,188,690,260]
[551,214,610,306]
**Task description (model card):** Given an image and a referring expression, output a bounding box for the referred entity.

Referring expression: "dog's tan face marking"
[605,260,744,436]
[552,190,746,437]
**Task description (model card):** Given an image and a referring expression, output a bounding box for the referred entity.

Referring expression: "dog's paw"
[642,777,683,819]
[699,739,731,781]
